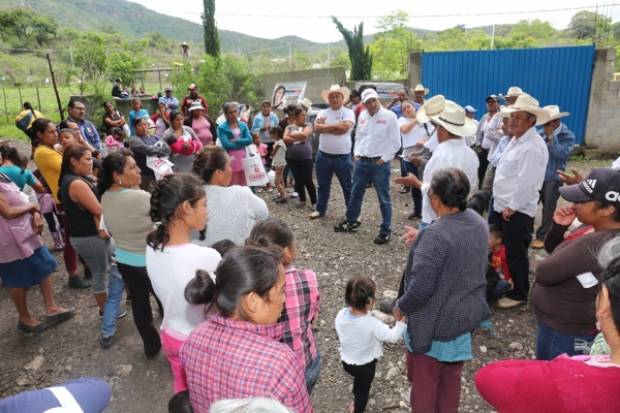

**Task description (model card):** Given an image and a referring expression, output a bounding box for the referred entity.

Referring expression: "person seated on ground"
[191,145,268,246]
[0,172,73,333]
[128,98,150,136]
[0,377,111,412]
[532,168,620,360]
[475,234,620,413]
[129,117,171,190]
[181,245,313,413]
[487,224,513,304]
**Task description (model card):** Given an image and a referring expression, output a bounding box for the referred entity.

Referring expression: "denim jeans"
[535,180,562,241]
[315,151,352,215]
[100,264,126,338]
[346,159,392,235]
[305,352,321,395]
[536,322,597,360]
[70,235,111,294]
[402,160,422,216]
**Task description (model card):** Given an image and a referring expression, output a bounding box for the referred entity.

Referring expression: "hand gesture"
[502,207,515,222]
[392,306,404,321]
[402,225,419,247]
[553,206,576,226]
[558,168,583,186]
[395,173,421,188]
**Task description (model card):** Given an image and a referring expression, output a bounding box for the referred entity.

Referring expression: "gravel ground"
[0,138,611,412]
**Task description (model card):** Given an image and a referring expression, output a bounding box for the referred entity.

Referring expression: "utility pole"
[490,24,496,50]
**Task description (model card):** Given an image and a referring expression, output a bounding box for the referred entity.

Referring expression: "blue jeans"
[305,352,321,395]
[402,161,422,215]
[419,221,431,230]
[101,264,126,338]
[536,322,597,360]
[315,151,352,215]
[346,159,392,235]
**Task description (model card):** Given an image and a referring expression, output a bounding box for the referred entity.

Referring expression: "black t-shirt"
[60,174,98,238]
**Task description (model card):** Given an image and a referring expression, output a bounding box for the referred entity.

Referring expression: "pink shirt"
[0,180,43,263]
[105,135,124,153]
[191,116,213,146]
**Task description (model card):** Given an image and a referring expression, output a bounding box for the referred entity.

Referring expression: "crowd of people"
[1,79,620,413]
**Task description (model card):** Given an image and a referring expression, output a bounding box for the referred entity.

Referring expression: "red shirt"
[181,315,313,413]
[491,244,512,282]
[181,94,209,115]
[475,357,620,413]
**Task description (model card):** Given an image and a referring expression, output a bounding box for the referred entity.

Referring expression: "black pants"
[287,158,317,204]
[43,212,57,233]
[535,180,562,241]
[489,209,534,301]
[343,359,377,413]
[116,263,162,357]
[476,147,489,189]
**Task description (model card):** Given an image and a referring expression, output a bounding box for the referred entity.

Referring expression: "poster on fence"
[271,82,307,111]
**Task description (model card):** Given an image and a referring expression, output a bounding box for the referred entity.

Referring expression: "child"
[105,127,126,154]
[247,218,321,394]
[335,276,406,413]
[270,126,287,203]
[128,98,150,136]
[487,224,513,303]
[252,134,272,192]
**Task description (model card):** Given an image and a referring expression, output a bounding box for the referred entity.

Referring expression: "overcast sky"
[128,0,619,43]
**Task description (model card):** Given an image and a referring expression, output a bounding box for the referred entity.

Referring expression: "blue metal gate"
[421,45,595,144]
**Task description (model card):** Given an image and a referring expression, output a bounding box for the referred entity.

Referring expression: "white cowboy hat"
[300,98,313,110]
[505,86,524,97]
[500,94,550,126]
[412,83,429,95]
[416,95,446,123]
[543,105,570,121]
[320,84,350,103]
[428,101,478,137]
[188,101,205,111]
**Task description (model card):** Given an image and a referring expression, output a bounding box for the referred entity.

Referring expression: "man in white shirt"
[334,89,401,245]
[474,95,503,189]
[312,85,356,219]
[395,101,479,229]
[463,105,479,146]
[491,94,550,309]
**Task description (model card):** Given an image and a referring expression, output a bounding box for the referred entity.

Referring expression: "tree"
[107,50,145,87]
[371,11,420,79]
[568,10,611,41]
[74,32,107,94]
[203,0,220,57]
[0,10,57,48]
[332,17,372,80]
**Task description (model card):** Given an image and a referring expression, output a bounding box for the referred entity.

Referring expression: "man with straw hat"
[312,85,355,219]
[396,100,479,229]
[503,86,525,106]
[334,88,400,245]
[492,94,550,309]
[531,105,576,249]
[411,83,429,109]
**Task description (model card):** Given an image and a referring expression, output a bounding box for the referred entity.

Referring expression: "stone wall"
[584,48,620,154]
[255,67,347,105]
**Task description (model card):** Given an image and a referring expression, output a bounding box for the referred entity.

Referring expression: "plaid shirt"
[278,267,320,369]
[181,315,313,413]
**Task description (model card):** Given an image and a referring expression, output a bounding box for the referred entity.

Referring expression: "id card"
[576,272,599,289]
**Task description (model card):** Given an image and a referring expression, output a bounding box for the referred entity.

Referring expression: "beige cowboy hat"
[505,86,524,97]
[500,94,551,126]
[411,83,429,96]
[300,98,313,110]
[416,95,446,123]
[320,84,350,103]
[428,101,478,137]
[543,105,570,121]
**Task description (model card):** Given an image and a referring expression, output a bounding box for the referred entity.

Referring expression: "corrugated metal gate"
[421,45,595,144]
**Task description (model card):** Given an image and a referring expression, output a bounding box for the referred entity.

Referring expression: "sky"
[127,0,620,43]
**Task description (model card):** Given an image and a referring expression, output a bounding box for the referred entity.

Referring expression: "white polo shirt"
[354,107,401,163]
[317,107,355,155]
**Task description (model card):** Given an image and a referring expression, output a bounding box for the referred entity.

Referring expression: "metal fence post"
[2,88,8,123]
[18,87,23,106]
[36,86,42,112]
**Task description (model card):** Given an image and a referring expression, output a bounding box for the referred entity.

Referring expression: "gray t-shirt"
[285,122,313,161]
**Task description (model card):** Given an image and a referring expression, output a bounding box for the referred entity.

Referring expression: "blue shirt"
[217,120,253,151]
[0,165,35,190]
[158,96,179,111]
[129,108,150,136]
[69,117,101,150]
[542,123,576,181]
[404,330,473,362]
[391,103,403,118]
[251,112,280,143]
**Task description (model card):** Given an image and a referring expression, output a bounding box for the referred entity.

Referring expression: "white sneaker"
[309,211,324,219]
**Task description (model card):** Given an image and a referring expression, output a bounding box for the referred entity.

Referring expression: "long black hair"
[98,150,133,196]
[246,218,294,250]
[0,145,26,174]
[57,144,92,200]
[184,245,282,319]
[429,167,470,212]
[147,174,205,251]
[192,145,228,184]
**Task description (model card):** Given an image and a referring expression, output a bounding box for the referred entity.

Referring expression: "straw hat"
[428,101,478,137]
[543,105,570,121]
[320,84,350,103]
[416,95,446,123]
[505,86,524,97]
[412,83,429,95]
[500,94,550,126]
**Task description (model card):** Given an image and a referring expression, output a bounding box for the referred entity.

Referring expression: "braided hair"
[146,174,205,251]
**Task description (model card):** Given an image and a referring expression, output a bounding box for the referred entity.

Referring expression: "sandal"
[17,321,47,334]
[45,309,75,326]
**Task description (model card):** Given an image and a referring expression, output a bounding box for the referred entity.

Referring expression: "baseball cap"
[464,105,477,113]
[164,86,173,92]
[361,88,379,103]
[560,168,620,204]
[486,95,499,102]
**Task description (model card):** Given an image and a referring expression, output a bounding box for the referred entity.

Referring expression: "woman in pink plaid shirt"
[181,246,313,413]
[247,218,321,393]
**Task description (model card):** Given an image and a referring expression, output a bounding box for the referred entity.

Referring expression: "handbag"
[243,145,269,187]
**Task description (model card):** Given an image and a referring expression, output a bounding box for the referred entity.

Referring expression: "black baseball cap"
[560,168,620,204]
[486,95,499,102]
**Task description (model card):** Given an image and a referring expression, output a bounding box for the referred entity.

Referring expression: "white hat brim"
[412,87,430,96]
[548,111,570,121]
[189,105,205,111]
[429,114,477,137]
[320,87,350,103]
[500,105,550,126]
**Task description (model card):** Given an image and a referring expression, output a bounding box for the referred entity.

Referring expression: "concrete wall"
[408,52,422,87]
[585,48,620,154]
[255,67,346,105]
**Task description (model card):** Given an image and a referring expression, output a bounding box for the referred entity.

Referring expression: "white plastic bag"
[146,156,174,181]
[243,146,269,187]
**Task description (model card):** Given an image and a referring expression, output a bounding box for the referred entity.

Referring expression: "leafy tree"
[332,17,372,80]
[371,11,420,79]
[74,33,107,94]
[203,0,220,57]
[0,10,57,48]
[613,22,620,41]
[568,11,611,41]
[107,50,145,86]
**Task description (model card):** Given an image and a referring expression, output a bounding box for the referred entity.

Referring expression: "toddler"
[270,126,287,203]
[335,276,406,413]
[487,224,513,303]
[105,127,125,154]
